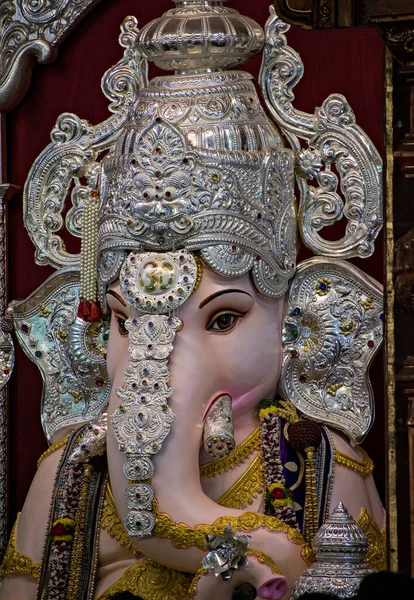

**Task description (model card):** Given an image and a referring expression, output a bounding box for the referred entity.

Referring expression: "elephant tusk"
[202,394,235,459]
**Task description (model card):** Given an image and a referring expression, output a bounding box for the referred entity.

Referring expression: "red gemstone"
[367,340,374,348]
[155,171,162,178]
[4,370,9,376]
[165,191,171,197]
[21,324,29,334]
[232,245,237,251]
[290,350,298,358]
[299,375,307,383]
[156,147,161,153]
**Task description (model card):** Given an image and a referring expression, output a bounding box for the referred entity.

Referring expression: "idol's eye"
[206,310,247,333]
[116,316,128,337]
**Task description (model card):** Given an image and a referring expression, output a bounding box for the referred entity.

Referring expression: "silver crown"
[99,117,296,297]
[292,503,375,599]
[23,1,382,301]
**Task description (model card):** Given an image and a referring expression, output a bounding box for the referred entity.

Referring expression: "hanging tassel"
[303,445,319,544]
[78,189,101,322]
[288,418,322,545]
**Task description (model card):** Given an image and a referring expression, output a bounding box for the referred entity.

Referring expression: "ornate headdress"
[9,2,382,453]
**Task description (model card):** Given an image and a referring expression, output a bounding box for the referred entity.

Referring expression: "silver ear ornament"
[12,269,110,441]
[280,257,383,443]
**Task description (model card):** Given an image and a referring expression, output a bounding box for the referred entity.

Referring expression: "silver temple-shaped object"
[292,503,375,599]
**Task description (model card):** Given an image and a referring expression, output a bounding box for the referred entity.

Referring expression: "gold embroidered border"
[96,558,192,600]
[67,464,92,600]
[357,508,387,571]
[153,504,313,566]
[102,483,141,557]
[37,435,71,469]
[199,428,261,478]
[335,448,374,477]
[0,513,40,581]
[245,548,282,575]
[217,454,265,509]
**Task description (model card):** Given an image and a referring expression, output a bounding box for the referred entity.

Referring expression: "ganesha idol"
[0,1,385,599]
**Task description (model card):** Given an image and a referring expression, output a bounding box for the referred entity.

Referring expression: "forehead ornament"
[120,250,198,313]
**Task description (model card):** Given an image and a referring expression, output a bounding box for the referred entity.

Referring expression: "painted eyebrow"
[106,290,127,308]
[199,289,252,309]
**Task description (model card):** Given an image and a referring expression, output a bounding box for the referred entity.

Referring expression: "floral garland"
[259,399,298,529]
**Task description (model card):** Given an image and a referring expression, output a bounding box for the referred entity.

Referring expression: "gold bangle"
[37,434,71,469]
[199,427,261,478]
[335,448,374,477]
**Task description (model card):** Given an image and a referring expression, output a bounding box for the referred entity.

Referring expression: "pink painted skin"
[106,265,307,599]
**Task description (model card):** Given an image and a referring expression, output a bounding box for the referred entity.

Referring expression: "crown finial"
[137,0,264,73]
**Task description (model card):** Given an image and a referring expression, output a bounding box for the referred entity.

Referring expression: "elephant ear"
[13,269,110,442]
[280,257,383,444]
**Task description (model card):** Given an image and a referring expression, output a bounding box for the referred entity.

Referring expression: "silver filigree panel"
[13,268,110,441]
[280,257,383,443]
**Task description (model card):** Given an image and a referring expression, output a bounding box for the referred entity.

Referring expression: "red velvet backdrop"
[7,0,385,520]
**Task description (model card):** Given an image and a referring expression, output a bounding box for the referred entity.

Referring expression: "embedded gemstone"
[367,340,374,348]
[35,350,42,358]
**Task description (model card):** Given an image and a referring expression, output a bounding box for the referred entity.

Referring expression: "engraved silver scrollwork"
[260,7,383,259]
[13,269,110,441]
[280,257,383,443]
[292,503,374,599]
[23,15,147,270]
[0,0,103,111]
[111,313,181,537]
[100,117,296,297]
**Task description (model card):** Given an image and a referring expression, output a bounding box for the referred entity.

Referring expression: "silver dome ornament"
[138,0,265,73]
[291,503,375,599]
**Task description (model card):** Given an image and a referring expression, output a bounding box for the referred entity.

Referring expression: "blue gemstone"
[292,307,301,316]
[183,276,188,282]
[380,313,384,321]
[35,350,42,358]
[257,213,262,219]
[149,322,154,328]
[320,283,327,291]
[143,369,148,375]
[124,279,129,284]
[154,383,159,389]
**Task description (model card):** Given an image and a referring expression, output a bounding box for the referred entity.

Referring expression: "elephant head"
[105,253,304,599]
